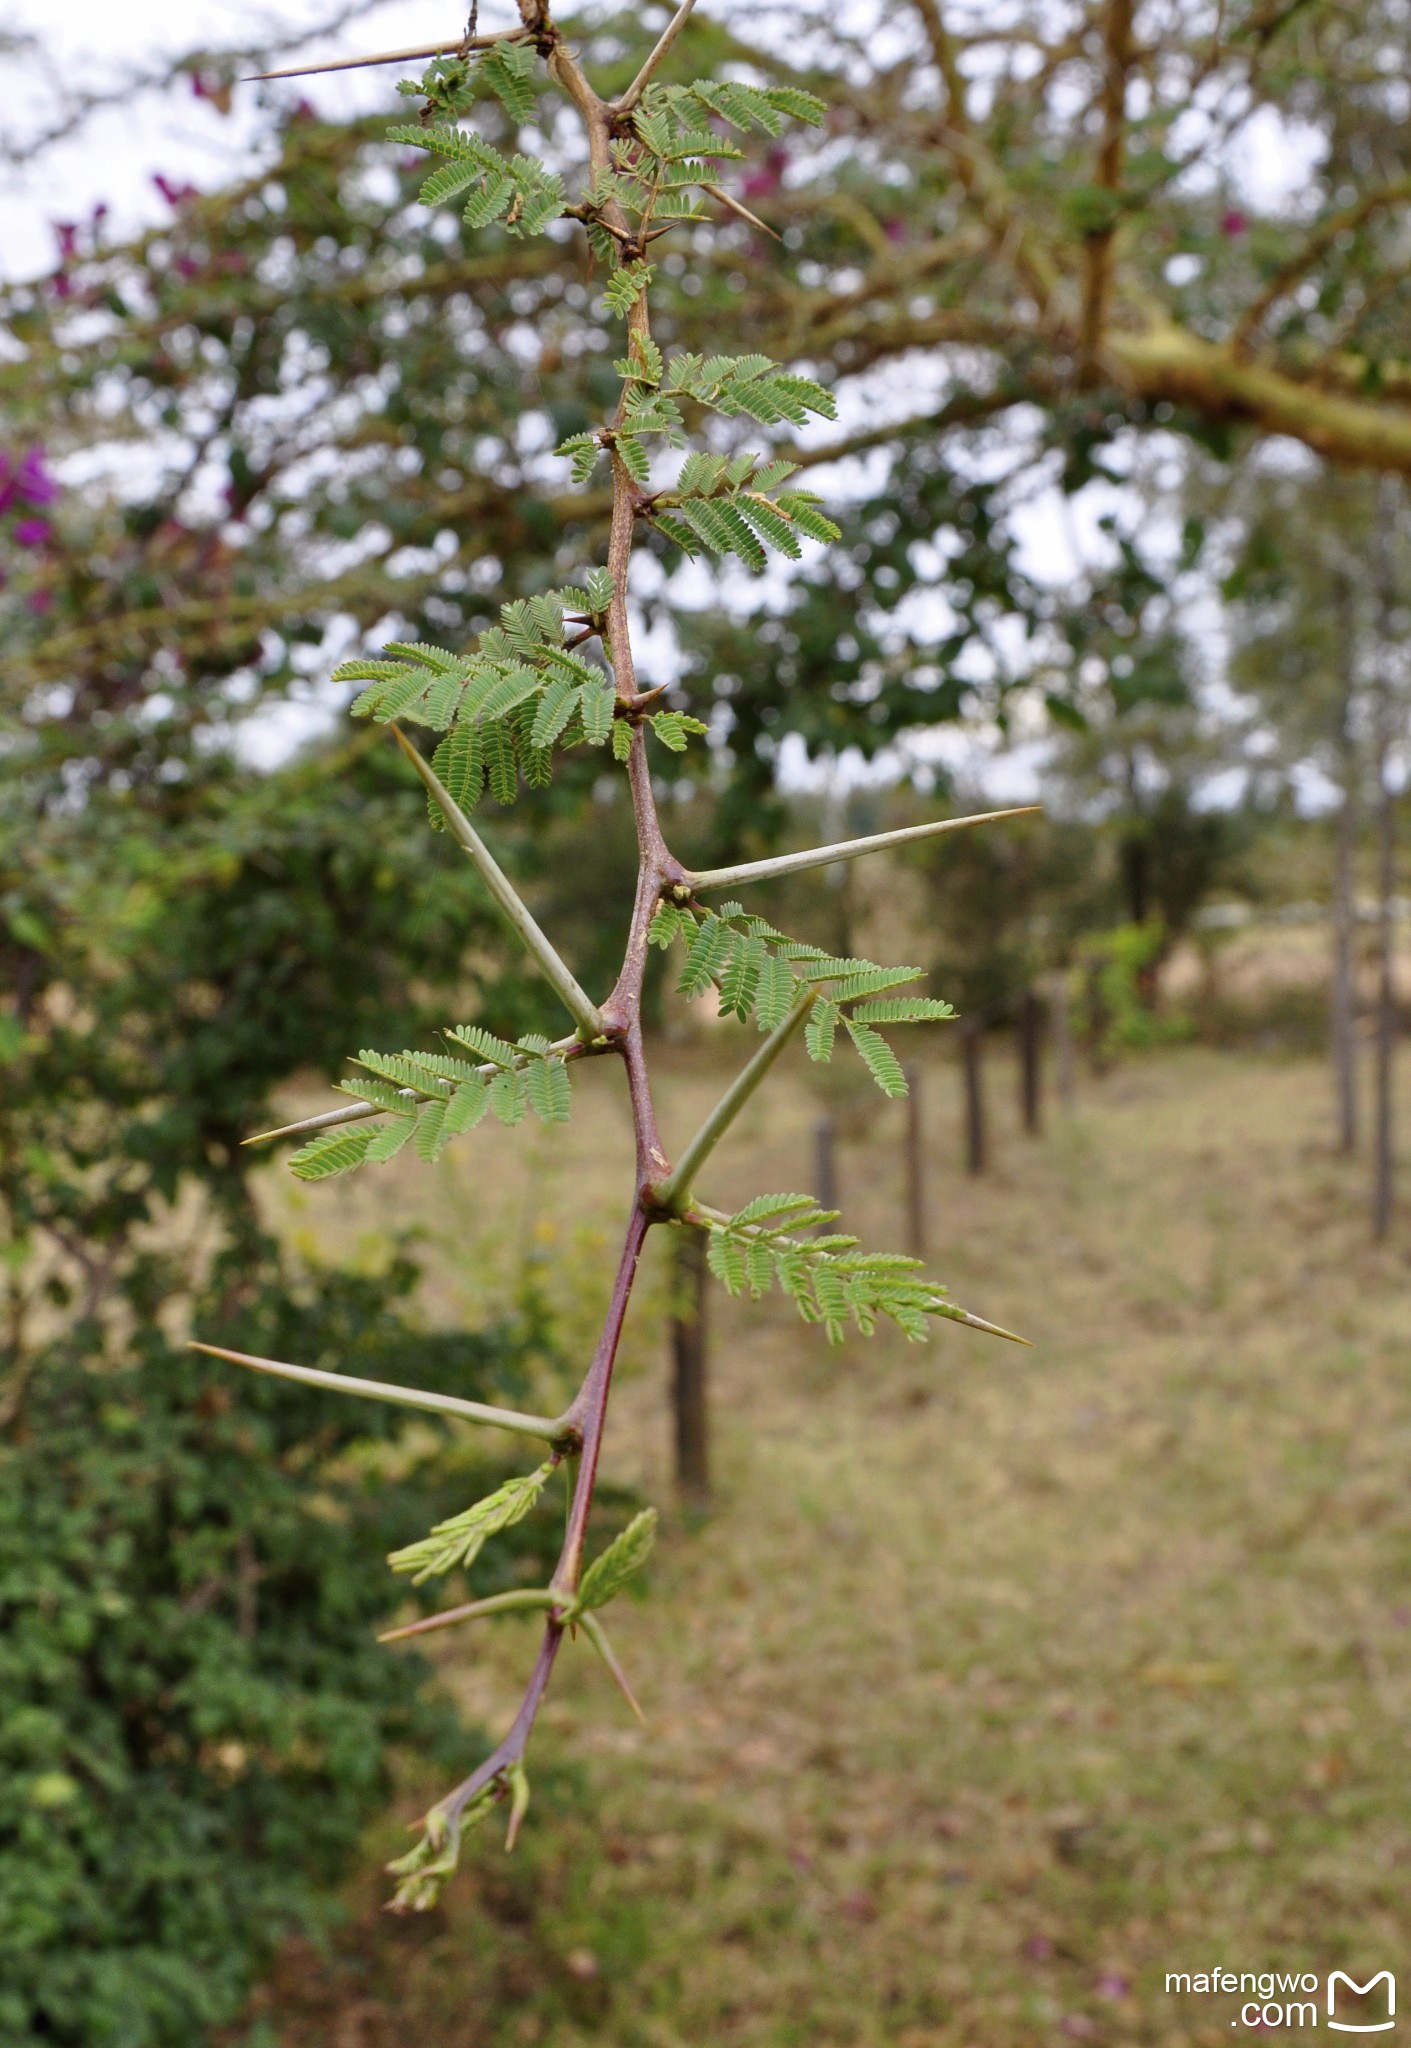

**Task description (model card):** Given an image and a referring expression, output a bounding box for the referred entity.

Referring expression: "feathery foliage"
[388,1461,558,1585]
[229,1,1020,1917]
[705,1195,984,1343]
[651,900,954,1093]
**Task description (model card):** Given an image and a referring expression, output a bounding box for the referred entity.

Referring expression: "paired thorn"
[700,182,781,240]
[379,1588,557,1643]
[578,1611,647,1724]
[189,1341,568,1441]
[243,29,525,83]
[687,807,1043,893]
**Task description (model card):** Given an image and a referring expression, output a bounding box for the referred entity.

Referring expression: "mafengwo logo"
[1329,1972,1396,2033]
[1165,1968,1396,2030]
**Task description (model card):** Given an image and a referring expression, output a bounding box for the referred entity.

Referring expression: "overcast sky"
[3,0,511,279]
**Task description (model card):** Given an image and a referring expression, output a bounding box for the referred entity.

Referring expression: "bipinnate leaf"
[574,1508,658,1613]
[705,1197,1015,1345]
[388,1460,556,1585]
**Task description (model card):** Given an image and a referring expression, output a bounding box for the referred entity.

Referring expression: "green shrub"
[0,1244,549,2047]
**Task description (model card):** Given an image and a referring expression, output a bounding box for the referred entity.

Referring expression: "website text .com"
[1166,1970,1397,2031]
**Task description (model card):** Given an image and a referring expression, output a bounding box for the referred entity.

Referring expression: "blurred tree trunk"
[1371,484,1399,1240]
[671,1227,710,1505]
[1331,579,1360,1158]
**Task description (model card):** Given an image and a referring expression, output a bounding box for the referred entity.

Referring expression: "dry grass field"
[248,1035,1411,2047]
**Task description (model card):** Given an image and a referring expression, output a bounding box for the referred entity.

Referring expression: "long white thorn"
[655,990,814,1211]
[700,182,780,240]
[244,29,525,82]
[189,1342,568,1441]
[688,807,1041,893]
[614,0,698,113]
[578,1611,647,1724]
[390,726,604,1039]
[244,1095,407,1147]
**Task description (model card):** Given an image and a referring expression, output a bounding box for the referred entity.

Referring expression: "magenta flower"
[13,518,52,548]
[153,174,199,208]
[0,449,58,517]
[17,450,59,507]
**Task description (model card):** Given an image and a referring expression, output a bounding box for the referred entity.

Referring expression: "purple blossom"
[153,174,199,208]
[26,588,54,615]
[742,146,788,200]
[17,449,59,507]
[1221,209,1248,237]
[0,449,58,517]
[13,518,52,548]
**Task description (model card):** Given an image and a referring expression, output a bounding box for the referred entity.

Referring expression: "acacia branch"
[1079,0,1135,377]
[1231,177,1411,353]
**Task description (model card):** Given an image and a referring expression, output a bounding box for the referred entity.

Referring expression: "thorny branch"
[216,0,1029,1900]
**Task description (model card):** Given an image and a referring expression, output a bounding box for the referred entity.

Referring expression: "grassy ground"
[252,1039,1411,2047]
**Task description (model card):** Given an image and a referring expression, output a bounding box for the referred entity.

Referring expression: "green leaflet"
[366,1116,417,1163]
[524,1057,571,1123]
[844,1019,909,1098]
[489,1067,526,1125]
[574,1508,658,1613]
[805,998,839,1063]
[649,903,686,948]
[706,1200,971,1345]
[388,1461,555,1584]
[289,1127,374,1180]
[478,41,538,123]
[850,997,957,1024]
[391,119,564,240]
[337,1077,417,1117]
[447,1024,524,1067]
[659,907,951,1090]
[603,263,653,315]
[647,711,708,754]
